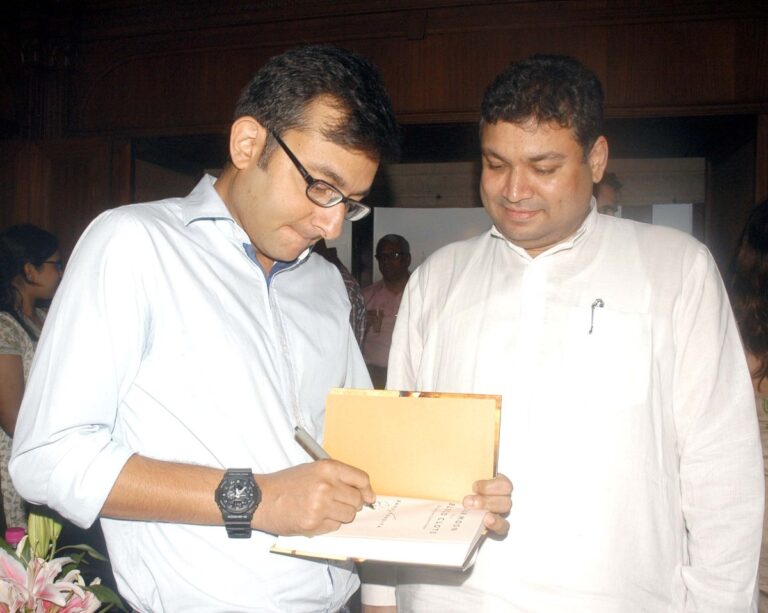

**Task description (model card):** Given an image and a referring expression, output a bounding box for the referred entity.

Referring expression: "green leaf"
[88,583,128,612]
[0,538,16,555]
[57,542,108,561]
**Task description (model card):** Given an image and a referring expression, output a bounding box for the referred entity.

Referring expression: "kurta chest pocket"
[543,302,653,412]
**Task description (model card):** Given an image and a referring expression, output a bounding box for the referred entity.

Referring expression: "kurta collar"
[490,197,599,260]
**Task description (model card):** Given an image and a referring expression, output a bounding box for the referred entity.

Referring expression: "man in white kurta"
[379,54,763,611]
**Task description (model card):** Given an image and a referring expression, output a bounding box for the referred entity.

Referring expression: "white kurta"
[10,176,370,612]
[387,207,763,611]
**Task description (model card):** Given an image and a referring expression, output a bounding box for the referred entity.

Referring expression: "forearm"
[101,454,225,525]
[101,455,375,537]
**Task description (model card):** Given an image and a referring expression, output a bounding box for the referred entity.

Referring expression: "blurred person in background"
[362,234,411,388]
[314,239,367,349]
[0,223,62,530]
[729,199,768,608]
[594,171,622,216]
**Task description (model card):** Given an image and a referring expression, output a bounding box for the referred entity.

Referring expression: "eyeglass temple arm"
[271,130,313,185]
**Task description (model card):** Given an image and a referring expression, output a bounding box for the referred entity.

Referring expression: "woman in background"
[0,224,62,529]
[729,200,768,606]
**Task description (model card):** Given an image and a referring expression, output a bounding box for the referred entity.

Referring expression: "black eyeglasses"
[44,260,64,272]
[375,251,409,262]
[271,130,371,222]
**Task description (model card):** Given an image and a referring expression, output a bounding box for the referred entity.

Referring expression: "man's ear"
[587,136,609,183]
[229,116,268,170]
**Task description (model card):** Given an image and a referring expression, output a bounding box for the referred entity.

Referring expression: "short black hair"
[481,54,604,154]
[376,234,410,255]
[235,45,400,163]
[0,223,59,339]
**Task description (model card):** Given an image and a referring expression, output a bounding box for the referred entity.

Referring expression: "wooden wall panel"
[6,139,122,257]
[71,7,423,134]
[73,21,612,133]
[756,114,768,204]
[607,20,736,113]
[0,143,22,229]
[4,142,51,230]
[360,25,607,122]
[736,17,768,104]
[79,49,253,133]
[63,2,767,136]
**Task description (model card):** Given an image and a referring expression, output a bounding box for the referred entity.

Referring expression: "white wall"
[327,157,706,273]
[651,203,694,235]
[371,207,491,282]
[606,158,705,207]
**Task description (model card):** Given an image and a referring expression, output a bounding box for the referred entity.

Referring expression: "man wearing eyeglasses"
[9,45,512,612]
[362,234,411,388]
[594,171,622,216]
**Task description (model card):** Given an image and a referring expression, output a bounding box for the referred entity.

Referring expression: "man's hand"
[462,473,512,536]
[254,460,375,536]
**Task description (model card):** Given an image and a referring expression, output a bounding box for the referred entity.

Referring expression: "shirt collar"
[181,174,234,226]
[490,197,598,259]
[182,174,312,282]
[243,243,310,284]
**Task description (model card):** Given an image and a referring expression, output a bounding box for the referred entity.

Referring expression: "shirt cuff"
[361,583,397,607]
[360,562,397,606]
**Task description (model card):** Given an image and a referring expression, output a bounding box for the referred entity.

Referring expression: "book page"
[272,496,487,568]
[336,496,485,541]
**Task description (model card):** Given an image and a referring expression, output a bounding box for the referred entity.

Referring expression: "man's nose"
[314,202,346,240]
[503,168,534,203]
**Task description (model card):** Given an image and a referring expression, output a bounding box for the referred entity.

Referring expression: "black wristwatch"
[214,468,261,538]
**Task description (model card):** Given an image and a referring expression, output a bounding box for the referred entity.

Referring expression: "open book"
[271,388,501,568]
[272,496,487,569]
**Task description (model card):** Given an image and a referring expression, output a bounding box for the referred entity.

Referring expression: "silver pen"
[294,426,375,509]
[294,425,330,460]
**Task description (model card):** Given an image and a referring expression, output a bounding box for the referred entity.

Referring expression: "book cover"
[323,388,500,501]
[271,388,502,568]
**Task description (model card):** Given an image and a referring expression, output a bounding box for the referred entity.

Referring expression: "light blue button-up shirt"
[11,175,371,611]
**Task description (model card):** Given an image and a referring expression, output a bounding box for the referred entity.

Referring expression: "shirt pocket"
[528,302,655,500]
[544,301,653,412]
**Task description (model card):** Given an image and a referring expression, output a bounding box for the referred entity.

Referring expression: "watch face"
[219,476,258,514]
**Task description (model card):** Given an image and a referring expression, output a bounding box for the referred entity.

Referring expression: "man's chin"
[285,245,313,262]
[493,222,539,244]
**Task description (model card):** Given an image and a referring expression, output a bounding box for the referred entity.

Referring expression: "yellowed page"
[323,388,501,501]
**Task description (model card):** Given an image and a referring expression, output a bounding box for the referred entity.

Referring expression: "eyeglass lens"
[271,130,371,222]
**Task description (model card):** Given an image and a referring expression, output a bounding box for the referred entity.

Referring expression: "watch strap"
[224,515,253,539]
